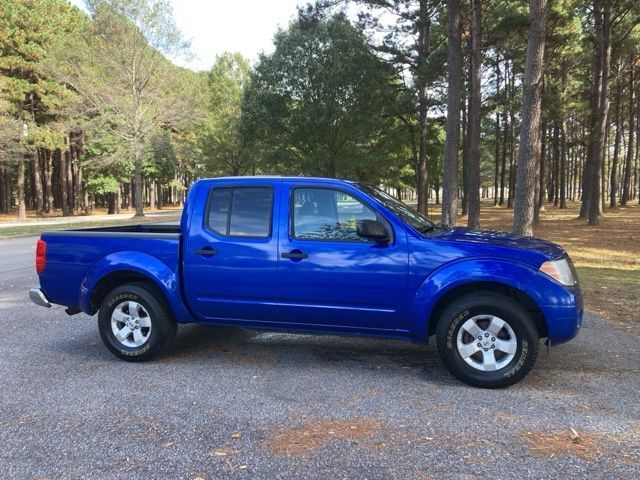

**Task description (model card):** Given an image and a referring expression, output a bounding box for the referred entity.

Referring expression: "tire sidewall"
[437,294,538,388]
[98,285,170,361]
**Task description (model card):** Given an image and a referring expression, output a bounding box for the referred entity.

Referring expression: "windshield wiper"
[418,224,437,233]
[418,223,448,234]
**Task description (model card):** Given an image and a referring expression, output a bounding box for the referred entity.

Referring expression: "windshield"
[355,183,437,233]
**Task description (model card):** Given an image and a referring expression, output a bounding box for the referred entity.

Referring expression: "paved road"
[1,236,639,479]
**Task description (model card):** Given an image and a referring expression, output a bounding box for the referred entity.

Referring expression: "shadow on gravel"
[47,320,609,390]
[154,324,458,383]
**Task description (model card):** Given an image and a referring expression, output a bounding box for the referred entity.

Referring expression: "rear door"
[183,180,280,322]
[276,182,409,332]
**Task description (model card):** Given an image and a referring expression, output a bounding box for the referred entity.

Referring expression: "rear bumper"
[29,288,52,308]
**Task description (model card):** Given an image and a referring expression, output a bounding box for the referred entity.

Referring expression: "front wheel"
[98,283,177,362]
[435,292,539,388]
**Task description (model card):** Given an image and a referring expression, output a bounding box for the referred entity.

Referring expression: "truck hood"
[433,227,567,260]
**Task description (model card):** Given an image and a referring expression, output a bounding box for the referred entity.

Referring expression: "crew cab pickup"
[30,177,583,388]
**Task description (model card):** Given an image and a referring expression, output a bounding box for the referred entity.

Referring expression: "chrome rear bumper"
[29,288,52,308]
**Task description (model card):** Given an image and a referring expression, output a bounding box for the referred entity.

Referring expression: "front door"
[184,181,279,323]
[277,183,409,332]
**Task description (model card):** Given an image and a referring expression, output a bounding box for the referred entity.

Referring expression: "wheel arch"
[409,259,554,342]
[79,251,195,323]
[426,281,547,339]
[90,270,164,313]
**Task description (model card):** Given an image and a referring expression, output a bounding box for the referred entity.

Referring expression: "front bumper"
[29,288,52,308]
[541,286,584,345]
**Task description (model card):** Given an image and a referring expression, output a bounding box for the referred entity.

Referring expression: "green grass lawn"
[0,215,180,238]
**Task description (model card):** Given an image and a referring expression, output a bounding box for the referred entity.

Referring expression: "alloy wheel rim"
[110,301,152,348]
[456,314,518,372]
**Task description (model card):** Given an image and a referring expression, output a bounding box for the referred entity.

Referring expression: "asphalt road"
[1,235,639,479]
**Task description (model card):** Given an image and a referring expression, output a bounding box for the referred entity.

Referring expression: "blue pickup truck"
[30,177,583,388]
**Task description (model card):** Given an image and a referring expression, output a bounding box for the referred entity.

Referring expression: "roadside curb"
[0,233,42,241]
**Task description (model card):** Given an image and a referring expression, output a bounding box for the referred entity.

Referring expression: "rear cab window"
[206,187,273,238]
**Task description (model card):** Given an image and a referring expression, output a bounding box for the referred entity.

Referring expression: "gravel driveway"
[1,236,639,479]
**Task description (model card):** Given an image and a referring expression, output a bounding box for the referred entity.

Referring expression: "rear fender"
[79,251,195,323]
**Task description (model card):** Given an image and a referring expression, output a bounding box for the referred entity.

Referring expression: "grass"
[0,212,178,238]
[434,201,640,327]
[0,205,181,222]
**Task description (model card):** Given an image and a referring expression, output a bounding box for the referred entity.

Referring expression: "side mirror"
[357,219,389,243]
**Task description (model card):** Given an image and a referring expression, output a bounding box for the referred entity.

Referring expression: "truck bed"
[45,222,181,238]
[39,223,182,313]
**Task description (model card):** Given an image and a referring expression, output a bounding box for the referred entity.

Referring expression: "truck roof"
[204,176,354,184]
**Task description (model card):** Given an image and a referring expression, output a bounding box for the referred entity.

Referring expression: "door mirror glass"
[356,220,389,243]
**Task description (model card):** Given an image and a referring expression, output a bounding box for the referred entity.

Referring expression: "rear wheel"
[435,291,539,388]
[98,283,177,362]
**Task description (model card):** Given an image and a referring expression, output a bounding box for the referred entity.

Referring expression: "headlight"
[539,259,577,286]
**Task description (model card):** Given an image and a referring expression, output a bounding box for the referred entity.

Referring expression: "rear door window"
[207,187,273,238]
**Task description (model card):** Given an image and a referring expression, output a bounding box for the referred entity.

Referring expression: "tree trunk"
[513,0,547,236]
[582,0,612,224]
[150,180,156,210]
[133,140,145,217]
[67,147,74,213]
[587,1,612,225]
[60,147,70,217]
[17,101,27,221]
[621,64,635,205]
[415,4,431,216]
[610,65,623,208]
[32,148,43,216]
[115,183,122,214]
[507,65,516,209]
[494,55,502,208]
[494,108,500,207]
[0,167,6,214]
[44,151,53,213]
[559,118,568,209]
[441,0,462,226]
[535,120,546,223]
[466,0,482,228]
[499,104,508,206]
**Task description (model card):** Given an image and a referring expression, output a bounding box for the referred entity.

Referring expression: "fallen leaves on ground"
[265,418,381,455]
[524,428,604,460]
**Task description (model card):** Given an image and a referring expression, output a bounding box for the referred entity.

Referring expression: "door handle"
[193,247,218,256]
[281,251,308,259]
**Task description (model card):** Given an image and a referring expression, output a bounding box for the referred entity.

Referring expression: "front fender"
[79,251,195,323]
[408,258,581,343]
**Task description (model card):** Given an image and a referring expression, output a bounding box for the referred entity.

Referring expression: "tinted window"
[292,188,378,241]
[207,187,273,238]
[207,188,231,234]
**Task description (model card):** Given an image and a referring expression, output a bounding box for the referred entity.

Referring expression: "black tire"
[98,283,177,362]
[435,291,539,388]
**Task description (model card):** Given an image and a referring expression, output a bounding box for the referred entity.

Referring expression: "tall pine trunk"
[581,0,612,224]
[610,65,623,208]
[44,151,53,213]
[17,101,27,221]
[415,4,431,216]
[513,0,547,237]
[441,0,462,226]
[466,0,482,228]
[621,64,635,205]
